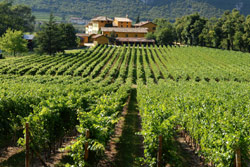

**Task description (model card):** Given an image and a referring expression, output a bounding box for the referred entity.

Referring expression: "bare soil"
[97,95,130,167]
[98,88,144,167]
[0,135,77,167]
[175,134,204,167]
[46,136,77,167]
[0,147,23,163]
[31,136,78,167]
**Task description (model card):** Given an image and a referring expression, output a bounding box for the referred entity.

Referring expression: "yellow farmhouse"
[86,16,113,34]
[134,21,157,33]
[80,16,157,45]
[113,17,132,28]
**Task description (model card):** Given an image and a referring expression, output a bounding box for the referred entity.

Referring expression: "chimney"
[126,14,128,18]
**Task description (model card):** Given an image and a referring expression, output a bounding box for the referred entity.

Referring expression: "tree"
[76,37,81,47]
[36,14,78,55]
[185,14,206,45]
[0,1,35,36]
[146,32,156,40]
[212,18,224,48]
[59,23,77,49]
[36,14,63,55]
[0,28,28,56]
[234,31,244,51]
[243,15,250,52]
[221,9,245,50]
[175,17,186,44]
[153,19,176,45]
[154,18,169,29]
[109,30,116,45]
[136,14,140,23]
[191,18,207,45]
[174,13,206,45]
[198,18,217,47]
[156,28,175,46]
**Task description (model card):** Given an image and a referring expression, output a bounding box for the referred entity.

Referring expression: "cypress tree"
[59,23,77,50]
[36,13,63,55]
[136,14,140,24]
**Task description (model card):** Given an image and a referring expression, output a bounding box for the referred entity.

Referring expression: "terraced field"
[1,45,250,167]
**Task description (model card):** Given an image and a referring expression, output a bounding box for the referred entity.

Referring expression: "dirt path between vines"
[174,134,204,167]
[0,147,23,164]
[0,135,77,167]
[0,88,204,167]
[98,88,144,167]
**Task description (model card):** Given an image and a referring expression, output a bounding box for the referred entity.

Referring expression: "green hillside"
[10,0,250,21]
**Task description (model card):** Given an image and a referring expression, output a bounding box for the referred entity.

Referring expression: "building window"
[153,27,156,30]
[121,25,123,27]
[126,34,128,37]
[135,34,138,37]
[116,34,118,37]
[127,25,128,27]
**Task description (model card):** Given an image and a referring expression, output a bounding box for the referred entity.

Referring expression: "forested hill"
[11,0,250,20]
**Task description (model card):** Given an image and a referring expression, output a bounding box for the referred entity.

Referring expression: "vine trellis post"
[84,129,90,161]
[157,135,163,167]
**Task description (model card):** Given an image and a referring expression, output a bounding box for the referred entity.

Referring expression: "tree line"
[149,9,250,52]
[35,14,78,55]
[0,1,35,37]
[0,1,77,56]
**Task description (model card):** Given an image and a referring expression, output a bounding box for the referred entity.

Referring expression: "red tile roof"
[92,34,106,39]
[133,21,156,27]
[92,16,113,22]
[76,33,90,37]
[114,17,132,22]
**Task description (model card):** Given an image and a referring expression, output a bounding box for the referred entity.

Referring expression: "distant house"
[69,17,87,25]
[23,34,35,50]
[80,15,156,46]
[113,16,132,28]
[86,23,93,34]
[76,33,90,46]
[86,16,113,34]
[133,21,157,33]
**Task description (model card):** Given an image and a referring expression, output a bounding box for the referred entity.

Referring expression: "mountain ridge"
[10,0,250,20]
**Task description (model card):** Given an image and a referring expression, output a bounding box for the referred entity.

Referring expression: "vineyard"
[0,45,250,167]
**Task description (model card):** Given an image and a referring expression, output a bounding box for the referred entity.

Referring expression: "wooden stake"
[84,129,90,161]
[157,135,163,167]
[25,123,30,167]
[236,149,241,167]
